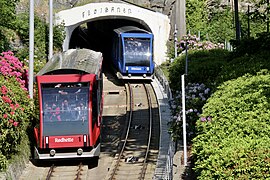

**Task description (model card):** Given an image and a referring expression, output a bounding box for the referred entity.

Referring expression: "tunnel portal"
[55,2,170,65]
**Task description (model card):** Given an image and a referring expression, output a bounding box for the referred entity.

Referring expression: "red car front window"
[41,82,90,136]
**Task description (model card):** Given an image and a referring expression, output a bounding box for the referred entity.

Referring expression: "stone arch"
[55,2,170,65]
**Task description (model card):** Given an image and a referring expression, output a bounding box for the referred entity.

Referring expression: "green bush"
[231,33,270,57]
[169,49,229,91]
[216,50,270,85]
[214,33,270,86]
[0,153,8,171]
[192,70,270,179]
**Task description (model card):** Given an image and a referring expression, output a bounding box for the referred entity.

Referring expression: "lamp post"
[234,0,240,41]
[267,0,269,32]
[248,5,250,38]
[29,0,34,99]
[182,74,187,166]
[49,0,53,60]
[174,24,178,58]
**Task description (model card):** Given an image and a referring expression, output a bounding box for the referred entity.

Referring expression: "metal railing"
[154,64,174,180]
[154,65,172,100]
[164,141,175,180]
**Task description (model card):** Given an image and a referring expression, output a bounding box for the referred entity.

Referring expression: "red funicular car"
[34,49,103,160]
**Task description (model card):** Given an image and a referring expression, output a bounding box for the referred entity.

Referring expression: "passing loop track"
[108,83,160,180]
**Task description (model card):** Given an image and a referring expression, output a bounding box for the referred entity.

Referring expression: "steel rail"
[109,83,156,180]
[139,83,153,180]
[46,162,84,180]
[75,162,84,180]
[46,164,55,180]
[109,83,134,180]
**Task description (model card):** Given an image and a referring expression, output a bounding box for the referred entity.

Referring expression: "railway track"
[45,162,87,180]
[108,83,160,180]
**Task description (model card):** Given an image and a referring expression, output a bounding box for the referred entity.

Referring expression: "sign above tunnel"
[81,5,133,19]
[55,2,170,65]
[56,3,159,26]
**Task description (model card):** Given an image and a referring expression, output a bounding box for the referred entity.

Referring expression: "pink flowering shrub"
[177,34,224,53]
[0,51,34,170]
[0,51,28,90]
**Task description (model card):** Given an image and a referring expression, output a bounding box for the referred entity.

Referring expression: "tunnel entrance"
[56,2,170,65]
[69,19,151,68]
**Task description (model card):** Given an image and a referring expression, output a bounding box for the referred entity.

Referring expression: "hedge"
[192,70,270,179]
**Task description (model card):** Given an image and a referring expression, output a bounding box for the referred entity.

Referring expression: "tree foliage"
[0,0,18,28]
[0,1,65,73]
[186,0,208,39]
[186,0,270,43]
[13,12,65,72]
[0,0,19,52]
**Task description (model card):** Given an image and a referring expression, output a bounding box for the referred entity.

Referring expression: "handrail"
[154,64,173,100]
[154,63,174,180]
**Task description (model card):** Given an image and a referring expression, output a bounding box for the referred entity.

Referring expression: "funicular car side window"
[41,82,90,136]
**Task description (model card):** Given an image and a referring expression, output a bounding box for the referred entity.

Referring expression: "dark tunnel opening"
[69,19,150,68]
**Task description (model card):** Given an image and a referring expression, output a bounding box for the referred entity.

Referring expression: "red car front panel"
[36,74,95,149]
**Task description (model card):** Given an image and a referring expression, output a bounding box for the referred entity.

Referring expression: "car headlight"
[50,149,56,157]
[77,148,83,155]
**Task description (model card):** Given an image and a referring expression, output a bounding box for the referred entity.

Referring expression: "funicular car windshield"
[41,82,90,136]
[123,37,151,66]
